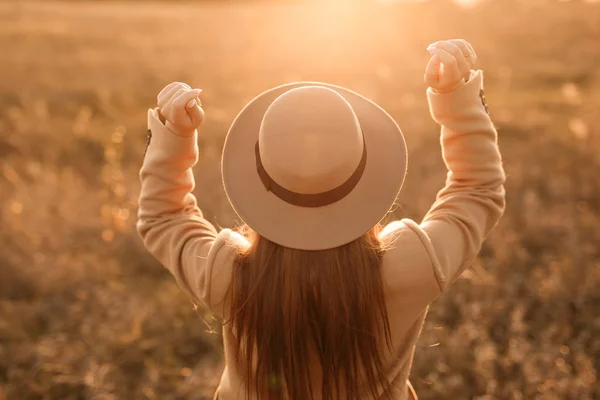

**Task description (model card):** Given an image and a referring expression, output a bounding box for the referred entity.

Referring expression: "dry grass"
[1,0,599,399]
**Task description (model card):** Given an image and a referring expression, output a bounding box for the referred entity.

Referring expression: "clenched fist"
[157,82,205,137]
[424,39,477,93]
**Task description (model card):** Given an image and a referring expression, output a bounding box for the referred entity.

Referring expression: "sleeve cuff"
[426,70,489,123]
[146,108,198,155]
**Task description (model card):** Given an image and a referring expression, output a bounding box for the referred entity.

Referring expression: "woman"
[137,39,505,400]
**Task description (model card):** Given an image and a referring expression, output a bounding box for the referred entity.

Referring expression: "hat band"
[254,140,367,208]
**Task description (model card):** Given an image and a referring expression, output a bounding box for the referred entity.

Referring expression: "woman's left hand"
[157,82,205,137]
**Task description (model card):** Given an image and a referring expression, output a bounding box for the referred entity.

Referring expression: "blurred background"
[1,0,599,399]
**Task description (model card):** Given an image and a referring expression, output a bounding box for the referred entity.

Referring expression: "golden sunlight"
[377,0,483,6]
[2,0,599,398]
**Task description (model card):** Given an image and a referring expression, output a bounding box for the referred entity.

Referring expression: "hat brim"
[221,81,407,250]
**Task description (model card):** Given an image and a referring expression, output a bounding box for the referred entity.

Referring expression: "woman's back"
[227,226,392,399]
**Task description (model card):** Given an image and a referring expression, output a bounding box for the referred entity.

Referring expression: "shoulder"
[203,228,251,317]
[380,219,436,262]
[379,219,442,304]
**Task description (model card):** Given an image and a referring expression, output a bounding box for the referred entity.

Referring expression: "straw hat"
[221,82,407,250]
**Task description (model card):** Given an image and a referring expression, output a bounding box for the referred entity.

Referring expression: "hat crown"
[258,86,364,195]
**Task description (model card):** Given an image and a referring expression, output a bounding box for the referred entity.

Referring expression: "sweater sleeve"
[419,70,506,292]
[136,108,233,311]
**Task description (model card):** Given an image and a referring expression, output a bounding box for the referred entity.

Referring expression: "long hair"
[227,223,394,400]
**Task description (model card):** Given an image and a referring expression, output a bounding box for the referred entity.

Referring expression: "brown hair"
[227,223,394,400]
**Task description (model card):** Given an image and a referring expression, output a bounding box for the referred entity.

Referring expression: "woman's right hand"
[424,39,478,94]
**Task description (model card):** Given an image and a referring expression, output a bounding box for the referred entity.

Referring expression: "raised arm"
[420,40,506,291]
[137,83,225,310]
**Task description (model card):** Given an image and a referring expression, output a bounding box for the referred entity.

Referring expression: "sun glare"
[377,0,483,7]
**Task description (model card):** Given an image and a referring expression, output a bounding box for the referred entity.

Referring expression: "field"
[1,0,599,399]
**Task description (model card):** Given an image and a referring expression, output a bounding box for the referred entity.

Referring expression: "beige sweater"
[137,70,506,400]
